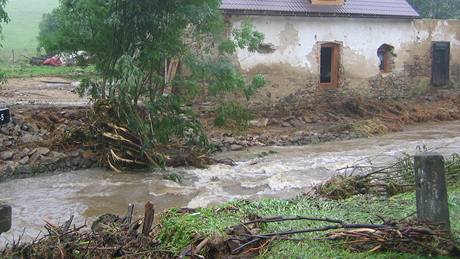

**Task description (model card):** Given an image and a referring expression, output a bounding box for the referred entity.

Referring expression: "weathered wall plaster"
[228,16,460,104]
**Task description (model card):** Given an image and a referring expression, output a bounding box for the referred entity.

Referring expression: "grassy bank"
[0,61,95,78]
[158,184,460,258]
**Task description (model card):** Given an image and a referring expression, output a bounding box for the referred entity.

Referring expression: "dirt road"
[0,77,88,106]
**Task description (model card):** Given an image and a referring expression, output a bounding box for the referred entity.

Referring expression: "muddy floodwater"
[1,121,460,244]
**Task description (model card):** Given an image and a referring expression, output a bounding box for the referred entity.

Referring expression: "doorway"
[320,43,339,88]
[432,42,450,86]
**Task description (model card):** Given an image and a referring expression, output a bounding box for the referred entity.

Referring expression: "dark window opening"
[432,42,450,87]
[377,44,395,73]
[320,43,339,88]
[320,47,333,83]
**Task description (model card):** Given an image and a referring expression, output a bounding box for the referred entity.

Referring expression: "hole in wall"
[377,44,396,73]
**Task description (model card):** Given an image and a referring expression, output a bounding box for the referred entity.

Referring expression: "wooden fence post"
[0,204,12,234]
[142,201,155,236]
[414,152,451,232]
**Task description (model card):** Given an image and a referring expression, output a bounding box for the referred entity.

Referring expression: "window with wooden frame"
[377,44,395,74]
[320,43,340,88]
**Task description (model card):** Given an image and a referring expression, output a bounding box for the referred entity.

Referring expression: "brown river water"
[1,121,460,244]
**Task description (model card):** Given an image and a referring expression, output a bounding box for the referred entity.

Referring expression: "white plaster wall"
[230,16,460,79]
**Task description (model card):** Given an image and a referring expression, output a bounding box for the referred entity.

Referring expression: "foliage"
[40,0,265,169]
[0,0,9,42]
[37,9,61,54]
[0,61,95,78]
[214,101,253,130]
[0,0,8,84]
[408,0,460,19]
[315,153,460,200]
[158,185,460,257]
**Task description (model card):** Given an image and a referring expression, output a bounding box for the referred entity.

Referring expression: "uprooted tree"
[39,0,265,170]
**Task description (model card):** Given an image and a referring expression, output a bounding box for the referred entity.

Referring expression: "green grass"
[1,61,95,78]
[158,184,460,258]
[1,0,58,60]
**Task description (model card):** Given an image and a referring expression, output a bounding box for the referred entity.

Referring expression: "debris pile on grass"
[219,216,460,257]
[327,220,460,256]
[1,204,173,258]
[315,153,460,200]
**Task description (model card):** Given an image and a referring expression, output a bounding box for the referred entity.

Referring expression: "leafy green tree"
[408,0,460,19]
[0,0,9,83]
[39,0,265,170]
[0,0,9,40]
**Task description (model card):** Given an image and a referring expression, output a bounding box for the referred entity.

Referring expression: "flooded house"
[220,0,460,104]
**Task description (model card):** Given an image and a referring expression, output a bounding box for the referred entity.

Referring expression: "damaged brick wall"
[227,16,460,108]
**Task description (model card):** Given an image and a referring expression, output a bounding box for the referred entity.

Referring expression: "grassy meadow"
[0,0,95,78]
[1,0,58,60]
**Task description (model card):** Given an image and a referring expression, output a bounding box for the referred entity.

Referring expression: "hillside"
[1,0,58,60]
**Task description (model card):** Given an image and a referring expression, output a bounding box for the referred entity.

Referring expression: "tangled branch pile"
[1,204,172,258]
[327,220,460,256]
[315,153,460,200]
[220,216,460,257]
[92,100,211,171]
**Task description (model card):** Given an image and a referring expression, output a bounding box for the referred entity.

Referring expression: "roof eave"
[221,9,420,19]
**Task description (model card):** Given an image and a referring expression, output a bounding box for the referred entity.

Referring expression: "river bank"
[1,87,460,181]
[1,120,459,245]
[3,180,459,258]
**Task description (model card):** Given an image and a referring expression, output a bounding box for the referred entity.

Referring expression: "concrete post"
[414,152,451,232]
[0,203,12,234]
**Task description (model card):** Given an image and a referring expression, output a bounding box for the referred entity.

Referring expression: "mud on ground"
[0,77,88,106]
[204,88,460,151]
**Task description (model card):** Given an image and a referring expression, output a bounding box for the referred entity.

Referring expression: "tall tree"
[0,0,9,40]
[0,0,9,83]
[39,0,265,170]
[408,0,460,19]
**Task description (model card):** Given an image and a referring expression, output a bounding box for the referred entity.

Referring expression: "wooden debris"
[225,216,460,257]
[142,202,155,236]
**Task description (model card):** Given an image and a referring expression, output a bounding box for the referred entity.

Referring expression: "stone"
[36,147,51,156]
[29,152,41,164]
[3,140,13,147]
[14,124,21,133]
[303,115,313,123]
[294,131,305,137]
[0,127,10,135]
[414,152,451,232]
[0,204,12,234]
[230,144,244,151]
[223,137,236,144]
[0,151,14,160]
[20,124,29,131]
[281,121,291,128]
[51,151,66,159]
[21,133,40,143]
[21,148,30,156]
[70,150,81,157]
[249,118,269,128]
[18,156,29,165]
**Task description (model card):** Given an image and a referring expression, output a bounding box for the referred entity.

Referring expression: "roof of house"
[220,0,420,18]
